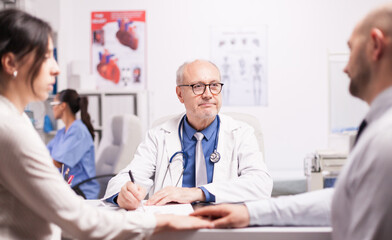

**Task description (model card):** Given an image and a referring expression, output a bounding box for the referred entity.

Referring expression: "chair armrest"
[71,174,116,199]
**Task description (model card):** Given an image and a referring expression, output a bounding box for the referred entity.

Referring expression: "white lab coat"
[104,113,273,203]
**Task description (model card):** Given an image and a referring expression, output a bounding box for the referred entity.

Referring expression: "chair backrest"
[152,112,264,156]
[93,114,142,198]
[151,114,177,128]
[96,114,143,175]
[222,112,264,156]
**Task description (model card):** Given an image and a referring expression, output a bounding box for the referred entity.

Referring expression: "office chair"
[72,114,143,199]
[222,112,264,155]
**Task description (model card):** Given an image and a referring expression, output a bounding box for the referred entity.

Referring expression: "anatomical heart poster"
[91,11,146,90]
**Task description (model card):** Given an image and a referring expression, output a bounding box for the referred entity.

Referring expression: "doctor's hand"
[146,186,205,206]
[117,181,147,210]
[190,204,250,228]
[154,214,213,233]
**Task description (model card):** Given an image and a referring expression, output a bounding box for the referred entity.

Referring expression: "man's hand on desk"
[146,186,205,206]
[118,181,147,210]
[154,214,213,233]
[191,204,250,228]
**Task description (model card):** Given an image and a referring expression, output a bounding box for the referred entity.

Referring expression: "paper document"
[86,199,124,211]
[134,200,194,215]
[85,199,194,215]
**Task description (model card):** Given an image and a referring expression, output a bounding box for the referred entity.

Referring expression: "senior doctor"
[104,59,272,210]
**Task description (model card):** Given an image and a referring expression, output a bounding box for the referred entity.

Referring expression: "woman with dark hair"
[0,8,211,240]
[47,89,99,199]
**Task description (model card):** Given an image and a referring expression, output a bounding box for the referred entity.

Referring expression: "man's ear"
[176,86,185,103]
[1,52,17,76]
[370,28,385,61]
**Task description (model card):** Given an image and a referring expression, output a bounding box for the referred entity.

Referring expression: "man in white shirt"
[192,3,392,240]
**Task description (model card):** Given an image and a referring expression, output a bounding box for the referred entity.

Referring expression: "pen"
[128,170,145,211]
[128,170,135,182]
[67,175,74,185]
[64,168,70,181]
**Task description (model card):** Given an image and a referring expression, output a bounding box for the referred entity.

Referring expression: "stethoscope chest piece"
[209,150,221,163]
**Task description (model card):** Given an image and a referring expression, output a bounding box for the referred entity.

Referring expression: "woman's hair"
[0,8,53,95]
[58,89,95,140]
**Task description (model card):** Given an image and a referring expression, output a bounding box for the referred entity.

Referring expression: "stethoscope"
[161,115,221,188]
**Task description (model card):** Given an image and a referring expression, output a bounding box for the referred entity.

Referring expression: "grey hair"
[176,61,189,85]
[176,59,221,85]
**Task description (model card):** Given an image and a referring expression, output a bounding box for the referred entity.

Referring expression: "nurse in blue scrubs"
[47,89,99,199]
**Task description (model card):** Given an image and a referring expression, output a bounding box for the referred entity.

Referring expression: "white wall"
[25,0,390,172]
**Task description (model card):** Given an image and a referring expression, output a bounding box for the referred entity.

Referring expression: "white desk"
[86,200,332,240]
[151,227,332,240]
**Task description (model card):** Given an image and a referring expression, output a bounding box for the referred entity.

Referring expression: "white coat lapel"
[161,116,185,189]
[212,115,232,181]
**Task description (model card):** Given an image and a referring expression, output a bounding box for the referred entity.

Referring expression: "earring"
[13,71,18,78]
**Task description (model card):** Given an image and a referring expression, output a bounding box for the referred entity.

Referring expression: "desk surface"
[86,200,331,240]
[152,226,332,240]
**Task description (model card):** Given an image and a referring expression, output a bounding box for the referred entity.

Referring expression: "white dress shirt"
[245,188,333,226]
[331,86,392,240]
[245,86,392,240]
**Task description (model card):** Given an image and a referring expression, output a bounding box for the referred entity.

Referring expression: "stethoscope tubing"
[177,115,220,164]
[161,115,221,189]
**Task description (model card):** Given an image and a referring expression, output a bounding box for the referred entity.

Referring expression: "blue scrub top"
[47,120,99,199]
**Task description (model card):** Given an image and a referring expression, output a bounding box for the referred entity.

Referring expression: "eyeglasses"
[50,101,61,106]
[178,82,224,95]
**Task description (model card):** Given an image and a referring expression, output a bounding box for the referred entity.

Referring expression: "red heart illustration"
[97,50,120,84]
[116,19,139,50]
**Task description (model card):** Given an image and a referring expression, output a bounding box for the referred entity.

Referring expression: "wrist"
[241,204,251,227]
[193,187,206,202]
[154,214,171,233]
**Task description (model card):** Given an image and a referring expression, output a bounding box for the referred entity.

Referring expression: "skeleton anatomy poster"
[211,26,268,106]
[91,11,146,90]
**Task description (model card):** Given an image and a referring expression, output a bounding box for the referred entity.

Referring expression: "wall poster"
[211,26,268,106]
[91,11,146,90]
